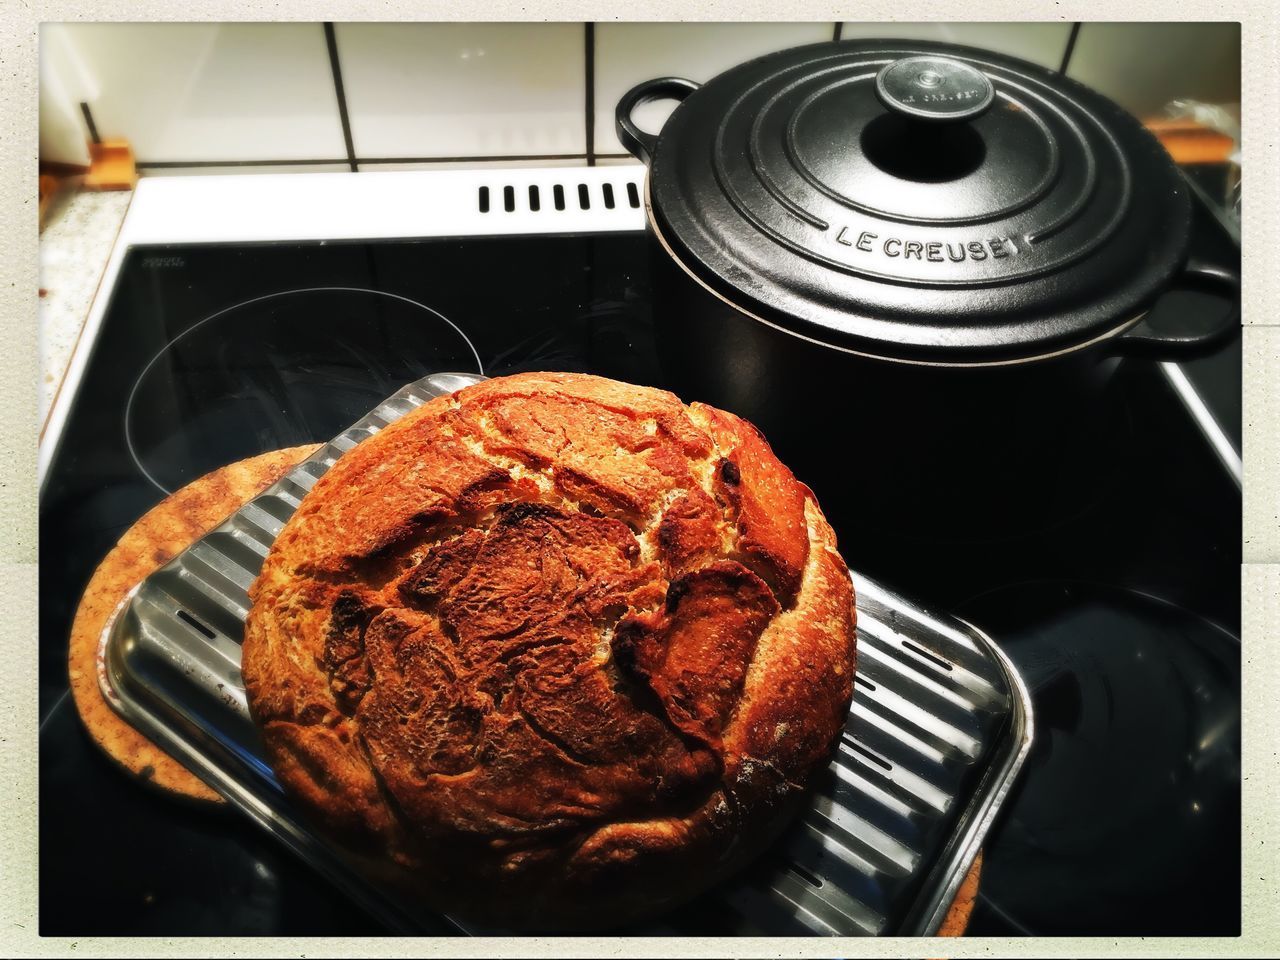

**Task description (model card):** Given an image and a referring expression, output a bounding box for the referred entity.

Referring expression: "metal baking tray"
[99,371,1033,936]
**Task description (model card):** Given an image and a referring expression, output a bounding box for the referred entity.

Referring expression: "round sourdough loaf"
[242,372,856,929]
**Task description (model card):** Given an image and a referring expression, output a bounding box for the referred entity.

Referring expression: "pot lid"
[635,40,1193,363]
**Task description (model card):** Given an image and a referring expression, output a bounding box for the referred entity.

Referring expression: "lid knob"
[874,55,995,123]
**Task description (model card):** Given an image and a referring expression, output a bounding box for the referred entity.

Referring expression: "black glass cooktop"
[39,186,1241,936]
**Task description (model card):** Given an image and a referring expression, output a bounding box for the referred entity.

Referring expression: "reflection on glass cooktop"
[39,223,1240,937]
[957,581,1240,935]
[126,287,483,493]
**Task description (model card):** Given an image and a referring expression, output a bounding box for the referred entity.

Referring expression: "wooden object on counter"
[38,174,60,227]
[38,165,87,230]
[82,137,138,191]
[936,851,983,937]
[1145,118,1235,165]
[70,444,320,803]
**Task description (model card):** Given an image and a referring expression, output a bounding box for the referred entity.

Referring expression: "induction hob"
[38,164,1241,936]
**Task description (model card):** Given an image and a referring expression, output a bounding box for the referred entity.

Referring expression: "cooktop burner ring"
[953,577,1240,935]
[124,286,484,495]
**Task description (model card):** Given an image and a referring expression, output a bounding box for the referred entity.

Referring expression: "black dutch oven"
[616,40,1239,544]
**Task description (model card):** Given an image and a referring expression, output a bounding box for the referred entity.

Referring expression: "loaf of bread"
[242,372,856,929]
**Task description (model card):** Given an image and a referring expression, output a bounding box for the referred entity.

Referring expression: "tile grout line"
[1058,22,1082,75]
[134,154,618,169]
[78,101,101,145]
[137,158,354,169]
[585,23,596,166]
[323,22,359,173]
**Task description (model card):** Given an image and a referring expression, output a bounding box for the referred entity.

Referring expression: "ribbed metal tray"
[98,371,1032,936]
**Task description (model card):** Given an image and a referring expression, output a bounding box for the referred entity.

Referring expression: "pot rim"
[645,178,1148,370]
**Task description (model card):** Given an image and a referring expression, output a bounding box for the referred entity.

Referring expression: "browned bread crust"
[242,373,855,929]
[69,444,321,802]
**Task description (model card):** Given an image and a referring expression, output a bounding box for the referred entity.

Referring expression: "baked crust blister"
[242,372,856,929]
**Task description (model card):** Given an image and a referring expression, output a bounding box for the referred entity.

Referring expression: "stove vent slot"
[476,177,643,214]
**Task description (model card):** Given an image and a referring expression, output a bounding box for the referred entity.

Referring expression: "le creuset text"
[833,228,1018,263]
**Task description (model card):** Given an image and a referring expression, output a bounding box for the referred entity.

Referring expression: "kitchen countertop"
[39,189,132,429]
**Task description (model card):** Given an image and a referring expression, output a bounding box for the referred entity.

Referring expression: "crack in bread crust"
[242,372,856,930]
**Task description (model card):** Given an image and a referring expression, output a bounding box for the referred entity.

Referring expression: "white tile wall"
[594,22,832,156]
[37,22,1242,172]
[39,25,92,167]
[839,22,1073,70]
[336,23,585,159]
[48,23,348,163]
[1067,22,1241,118]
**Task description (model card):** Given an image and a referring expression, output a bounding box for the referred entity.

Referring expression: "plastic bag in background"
[1165,99,1241,224]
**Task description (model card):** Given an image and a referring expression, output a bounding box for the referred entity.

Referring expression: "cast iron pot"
[615,40,1238,542]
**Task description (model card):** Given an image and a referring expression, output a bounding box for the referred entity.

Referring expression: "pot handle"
[615,77,700,166]
[1111,258,1240,359]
